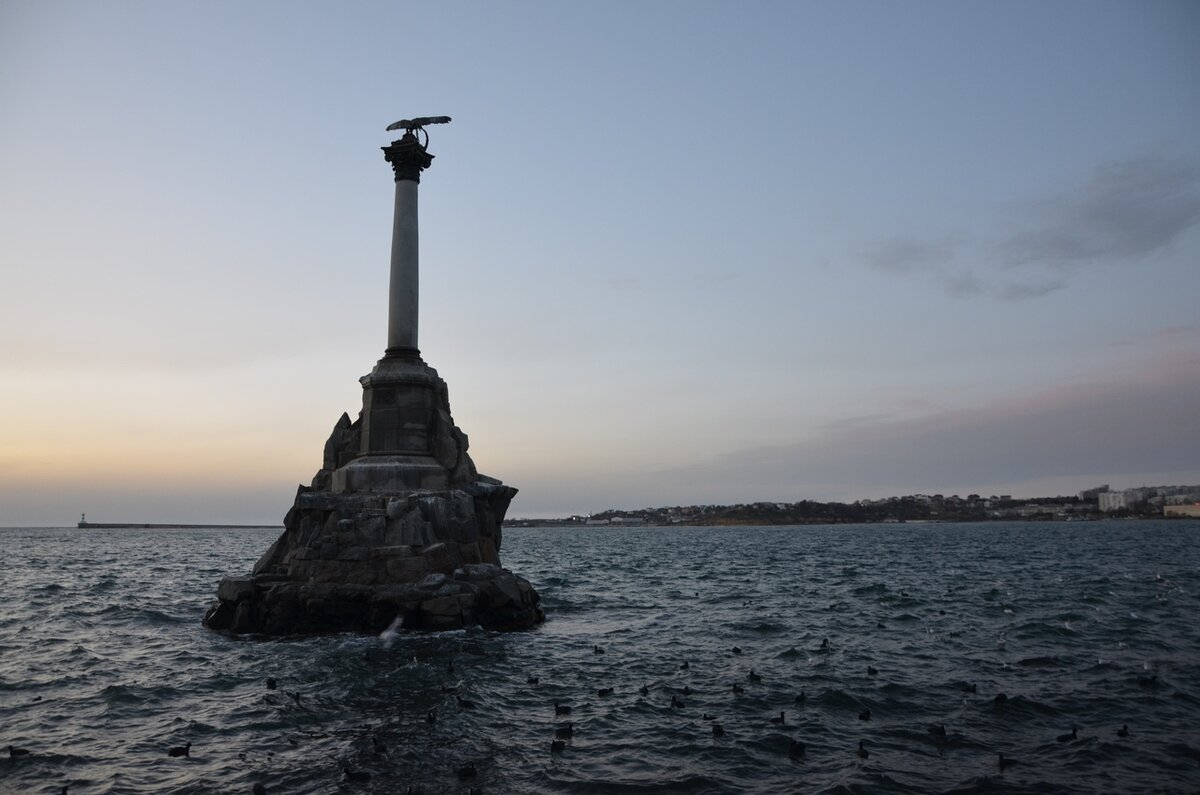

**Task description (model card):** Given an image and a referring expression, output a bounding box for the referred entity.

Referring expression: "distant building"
[1098,492,1127,512]
[1164,504,1200,518]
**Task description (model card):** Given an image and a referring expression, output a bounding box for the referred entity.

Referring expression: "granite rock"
[202,356,542,635]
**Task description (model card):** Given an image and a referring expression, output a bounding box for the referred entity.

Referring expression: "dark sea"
[2,521,1198,794]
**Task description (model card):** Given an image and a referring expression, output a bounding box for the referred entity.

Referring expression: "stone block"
[417,573,447,591]
[458,542,482,564]
[386,512,434,547]
[296,513,325,546]
[422,596,462,619]
[386,556,430,582]
[337,546,370,561]
[457,563,502,582]
[420,542,458,574]
[494,574,523,605]
[297,491,339,511]
[202,600,233,630]
[369,545,411,559]
[287,546,314,561]
[217,577,255,603]
[478,536,500,566]
[386,495,415,519]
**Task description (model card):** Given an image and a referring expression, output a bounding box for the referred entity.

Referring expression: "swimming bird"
[732,646,743,654]
[265,677,277,690]
[1138,674,1159,687]
[962,683,977,694]
[597,687,614,697]
[555,723,573,739]
[702,713,715,721]
[457,762,478,779]
[857,740,869,759]
[1056,726,1077,743]
[712,723,725,738]
[770,711,785,725]
[682,685,691,695]
[343,766,371,783]
[8,745,30,758]
[426,709,436,724]
[795,690,807,704]
[1117,724,1130,738]
[998,752,1017,770]
[993,693,1008,704]
[858,708,871,721]
[551,739,566,753]
[555,702,572,715]
[732,683,745,695]
[820,638,831,650]
[748,669,762,683]
[789,739,806,758]
[877,622,886,629]
[168,742,191,758]
[593,644,605,654]
[930,723,947,739]
[527,676,539,685]
[372,735,386,755]
[440,685,457,694]
[639,684,650,696]
[680,661,690,670]
[867,665,879,676]
[456,696,477,710]
[671,695,686,708]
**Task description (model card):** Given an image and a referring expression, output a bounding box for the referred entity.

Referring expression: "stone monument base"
[203,482,543,634]
[202,354,543,635]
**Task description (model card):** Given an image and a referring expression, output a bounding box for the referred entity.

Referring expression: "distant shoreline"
[76,522,280,530]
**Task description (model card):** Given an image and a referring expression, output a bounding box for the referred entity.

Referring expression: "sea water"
[1,521,1197,794]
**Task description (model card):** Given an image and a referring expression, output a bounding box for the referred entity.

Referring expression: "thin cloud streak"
[517,352,1200,510]
[864,154,1200,300]
[1002,155,1200,269]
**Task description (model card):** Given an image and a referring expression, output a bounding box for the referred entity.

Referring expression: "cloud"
[1002,156,1200,269]
[865,237,956,274]
[863,154,1200,300]
[998,280,1066,301]
[568,349,1200,505]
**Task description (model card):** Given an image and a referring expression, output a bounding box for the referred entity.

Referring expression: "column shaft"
[387,180,419,353]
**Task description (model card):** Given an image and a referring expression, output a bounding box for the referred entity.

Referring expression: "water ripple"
[0,522,1198,792]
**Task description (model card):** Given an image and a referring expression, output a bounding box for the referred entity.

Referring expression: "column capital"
[382,133,434,183]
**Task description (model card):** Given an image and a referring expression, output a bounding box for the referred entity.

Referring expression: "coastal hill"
[510,484,1200,527]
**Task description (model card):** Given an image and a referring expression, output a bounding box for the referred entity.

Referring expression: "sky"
[2,1,1198,524]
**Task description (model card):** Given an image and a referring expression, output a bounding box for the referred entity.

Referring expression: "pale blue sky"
[2,1,1198,523]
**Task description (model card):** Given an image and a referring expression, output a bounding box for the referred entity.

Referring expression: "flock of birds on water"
[6,633,1151,794]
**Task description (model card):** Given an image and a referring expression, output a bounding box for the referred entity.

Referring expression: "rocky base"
[203,563,542,634]
[203,481,544,634]
[201,354,544,635]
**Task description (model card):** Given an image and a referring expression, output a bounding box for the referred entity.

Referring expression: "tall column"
[382,133,433,358]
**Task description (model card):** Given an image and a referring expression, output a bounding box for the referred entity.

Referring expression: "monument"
[202,118,543,634]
